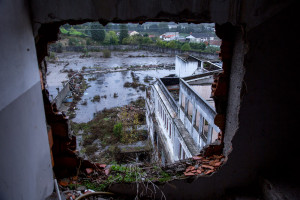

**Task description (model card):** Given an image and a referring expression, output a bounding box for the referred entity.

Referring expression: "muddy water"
[73,69,174,123]
[55,51,173,71]
[46,51,174,98]
[46,50,175,122]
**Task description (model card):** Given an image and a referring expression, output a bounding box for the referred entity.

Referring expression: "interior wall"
[0,0,54,199]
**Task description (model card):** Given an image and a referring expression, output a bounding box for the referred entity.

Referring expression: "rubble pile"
[184,154,225,176]
[57,163,111,199]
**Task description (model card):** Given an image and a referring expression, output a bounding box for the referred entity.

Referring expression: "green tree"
[190,42,206,50]
[103,31,119,45]
[119,24,129,44]
[90,23,105,42]
[166,40,178,49]
[181,43,191,51]
[142,37,152,44]
[122,37,132,45]
[68,38,80,46]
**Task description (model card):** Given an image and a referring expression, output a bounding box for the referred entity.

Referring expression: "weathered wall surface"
[0,0,54,199]
[175,56,198,77]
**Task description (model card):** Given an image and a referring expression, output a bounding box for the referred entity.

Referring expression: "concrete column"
[198,115,203,133]
[191,102,196,133]
[207,125,213,144]
[184,98,189,114]
[178,91,182,109]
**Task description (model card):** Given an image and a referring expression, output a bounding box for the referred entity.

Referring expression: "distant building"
[146,56,223,164]
[168,24,179,29]
[159,32,179,41]
[129,31,139,36]
[175,55,222,77]
[186,33,216,43]
[209,39,222,47]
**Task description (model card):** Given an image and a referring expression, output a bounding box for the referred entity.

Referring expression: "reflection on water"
[72,69,175,123]
[46,51,174,98]
[56,51,174,71]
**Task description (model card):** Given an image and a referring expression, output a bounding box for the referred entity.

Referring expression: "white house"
[129,31,139,36]
[159,32,179,41]
[186,33,216,43]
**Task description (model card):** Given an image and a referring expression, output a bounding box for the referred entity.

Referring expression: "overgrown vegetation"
[123,72,146,91]
[50,22,220,54]
[66,74,90,119]
[71,98,146,164]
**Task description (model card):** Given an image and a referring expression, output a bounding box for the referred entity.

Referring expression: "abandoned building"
[1,0,300,199]
[175,55,222,77]
[146,59,222,164]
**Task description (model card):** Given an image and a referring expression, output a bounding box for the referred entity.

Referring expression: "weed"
[81,100,87,105]
[92,95,100,102]
[88,77,97,81]
[102,50,111,58]
[113,122,123,138]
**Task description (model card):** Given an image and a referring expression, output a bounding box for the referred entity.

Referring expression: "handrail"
[182,70,222,81]
[157,78,179,114]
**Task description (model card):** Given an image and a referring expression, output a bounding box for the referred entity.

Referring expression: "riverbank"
[49,44,219,61]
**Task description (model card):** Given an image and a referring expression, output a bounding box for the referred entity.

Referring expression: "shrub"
[68,37,80,46]
[86,38,92,46]
[181,43,191,51]
[102,50,111,58]
[166,40,178,49]
[92,95,100,102]
[50,42,63,53]
[113,122,123,138]
[190,42,206,50]
[49,52,56,60]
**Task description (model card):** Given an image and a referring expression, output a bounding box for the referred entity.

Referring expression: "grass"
[78,164,173,192]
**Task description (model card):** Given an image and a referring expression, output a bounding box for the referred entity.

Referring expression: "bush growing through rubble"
[102,49,111,58]
[113,122,123,138]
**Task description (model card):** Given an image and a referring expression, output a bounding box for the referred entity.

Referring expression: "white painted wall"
[175,56,198,77]
[0,0,54,199]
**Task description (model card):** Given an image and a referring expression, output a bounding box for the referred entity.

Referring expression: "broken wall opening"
[36,19,238,198]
